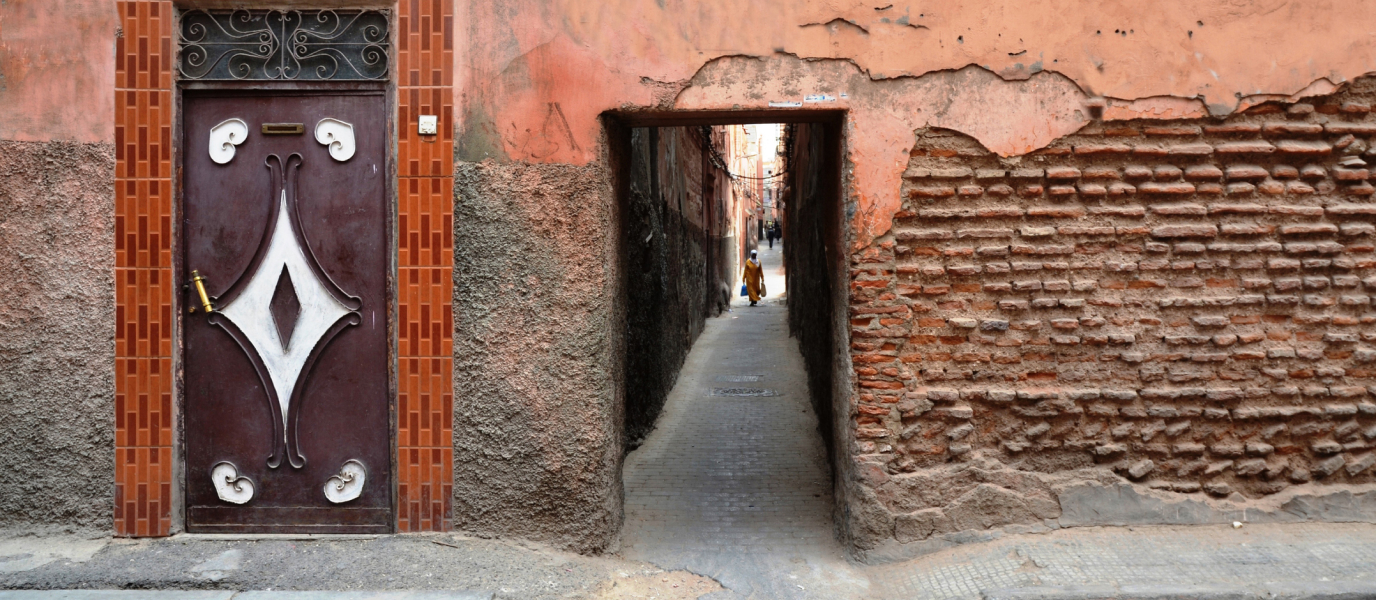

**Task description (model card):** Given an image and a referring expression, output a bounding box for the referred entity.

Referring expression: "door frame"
[171,80,398,533]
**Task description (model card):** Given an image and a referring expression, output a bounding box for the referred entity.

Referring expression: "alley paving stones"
[621,245,871,599]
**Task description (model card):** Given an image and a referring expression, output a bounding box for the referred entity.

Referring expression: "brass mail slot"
[261,123,305,135]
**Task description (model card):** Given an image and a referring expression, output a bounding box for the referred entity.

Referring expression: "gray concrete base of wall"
[860,479,1376,564]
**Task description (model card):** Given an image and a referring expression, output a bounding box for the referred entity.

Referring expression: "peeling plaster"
[463,0,1376,161]
[800,18,871,35]
[1102,96,1209,121]
[675,56,1091,247]
[1236,77,1343,114]
[457,0,1376,248]
[4,1,1373,247]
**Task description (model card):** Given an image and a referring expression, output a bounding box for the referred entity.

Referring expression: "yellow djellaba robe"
[743,258,764,302]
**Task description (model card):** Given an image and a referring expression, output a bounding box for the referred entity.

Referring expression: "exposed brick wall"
[849,79,1376,549]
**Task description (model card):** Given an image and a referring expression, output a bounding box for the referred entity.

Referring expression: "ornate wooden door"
[182,91,391,532]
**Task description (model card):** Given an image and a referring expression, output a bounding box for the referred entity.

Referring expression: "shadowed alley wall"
[623,127,732,448]
[783,122,847,481]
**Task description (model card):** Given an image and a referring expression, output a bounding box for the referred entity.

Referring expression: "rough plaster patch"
[0,141,114,536]
[452,160,621,553]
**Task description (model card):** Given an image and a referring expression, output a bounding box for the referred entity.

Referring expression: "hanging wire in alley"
[695,125,791,181]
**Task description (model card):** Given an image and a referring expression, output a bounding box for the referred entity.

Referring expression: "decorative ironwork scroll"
[179,10,389,81]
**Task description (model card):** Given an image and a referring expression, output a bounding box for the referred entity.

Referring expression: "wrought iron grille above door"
[178,10,389,81]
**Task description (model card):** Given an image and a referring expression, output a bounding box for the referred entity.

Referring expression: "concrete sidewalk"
[0,593,492,599]
[867,522,1376,600]
[6,524,1376,599]
[0,533,719,600]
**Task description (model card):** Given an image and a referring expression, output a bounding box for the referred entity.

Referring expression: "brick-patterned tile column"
[114,0,174,537]
[396,0,454,532]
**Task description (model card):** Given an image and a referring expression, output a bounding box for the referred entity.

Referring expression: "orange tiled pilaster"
[114,0,174,537]
[112,1,450,534]
[396,0,455,532]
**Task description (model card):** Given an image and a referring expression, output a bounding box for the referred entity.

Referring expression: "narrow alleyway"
[620,244,870,599]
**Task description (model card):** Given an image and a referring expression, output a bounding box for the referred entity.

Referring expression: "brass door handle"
[189,270,215,314]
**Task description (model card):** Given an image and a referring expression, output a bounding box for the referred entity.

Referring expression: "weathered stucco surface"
[451,158,622,552]
[457,0,1376,248]
[447,0,1376,552]
[678,56,1093,250]
[4,0,1376,551]
[0,141,115,534]
[0,0,115,143]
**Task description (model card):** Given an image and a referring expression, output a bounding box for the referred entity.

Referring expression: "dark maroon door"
[182,91,391,532]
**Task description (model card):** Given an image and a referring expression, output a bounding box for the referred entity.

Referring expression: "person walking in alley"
[743,249,765,306]
[766,222,775,248]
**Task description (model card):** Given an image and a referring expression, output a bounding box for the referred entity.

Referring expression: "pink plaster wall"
[0,0,116,144]
[456,0,1376,246]
[5,0,1369,226]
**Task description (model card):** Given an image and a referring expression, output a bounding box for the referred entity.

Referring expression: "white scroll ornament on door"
[208,118,248,165]
[314,118,355,162]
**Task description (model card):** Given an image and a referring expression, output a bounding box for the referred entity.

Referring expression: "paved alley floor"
[620,244,871,599]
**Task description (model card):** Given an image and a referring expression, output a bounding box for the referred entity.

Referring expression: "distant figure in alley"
[743,249,764,306]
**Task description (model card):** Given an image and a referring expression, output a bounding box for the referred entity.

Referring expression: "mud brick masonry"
[846,82,1376,558]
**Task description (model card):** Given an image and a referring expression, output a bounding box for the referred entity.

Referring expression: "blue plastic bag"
[740,284,748,297]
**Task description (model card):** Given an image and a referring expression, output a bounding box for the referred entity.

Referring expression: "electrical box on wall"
[418,115,438,135]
